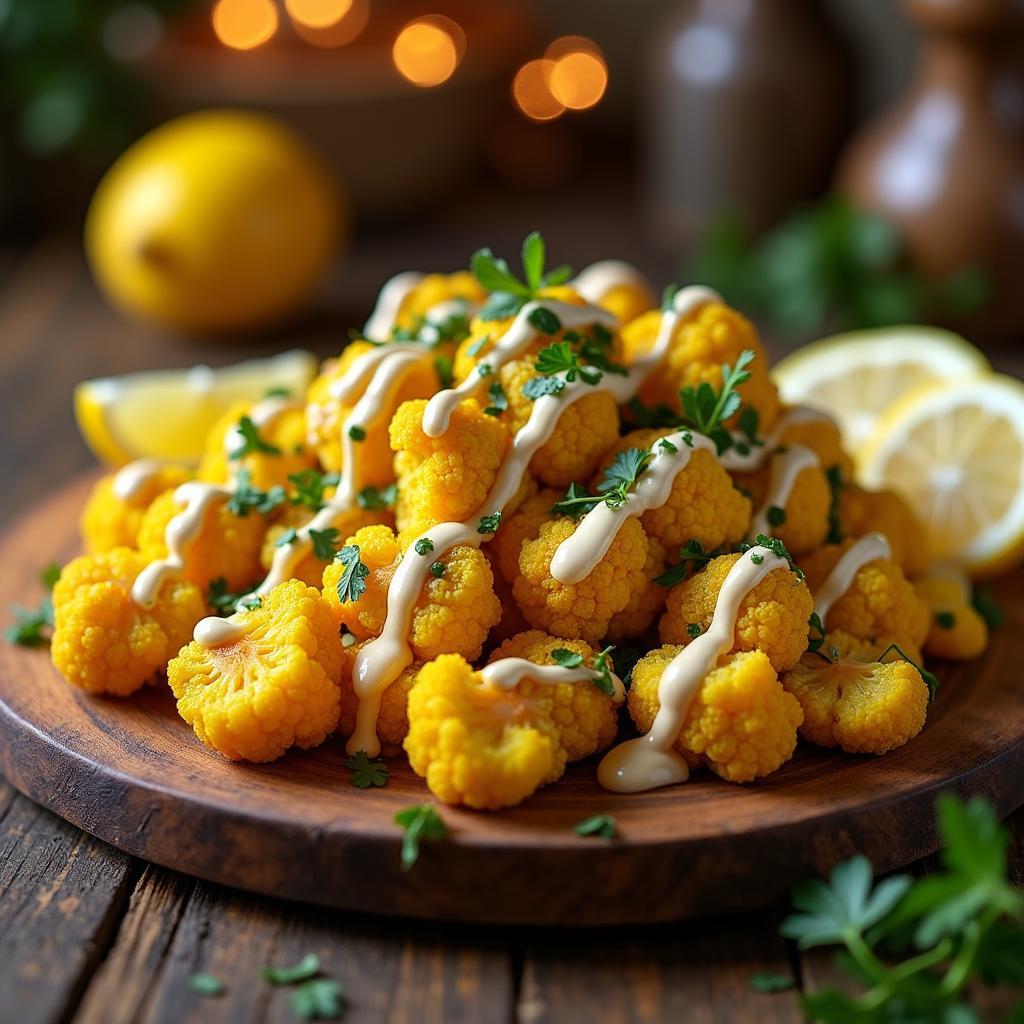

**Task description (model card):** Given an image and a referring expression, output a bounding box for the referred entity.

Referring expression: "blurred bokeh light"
[513,59,565,122]
[212,0,279,50]
[392,16,466,88]
[286,0,369,47]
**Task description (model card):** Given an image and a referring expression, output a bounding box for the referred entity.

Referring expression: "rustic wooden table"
[1,238,1022,1024]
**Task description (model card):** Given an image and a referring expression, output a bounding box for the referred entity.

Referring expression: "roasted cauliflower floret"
[52,548,205,696]
[514,516,649,645]
[594,280,656,325]
[80,464,190,554]
[594,431,751,552]
[775,411,853,479]
[137,488,267,594]
[491,485,559,584]
[393,270,485,331]
[838,485,930,578]
[629,647,802,782]
[305,341,438,481]
[168,580,342,761]
[800,542,929,651]
[914,574,988,661]
[659,552,812,672]
[322,525,500,663]
[390,398,509,535]
[621,302,780,430]
[605,536,670,643]
[782,630,929,754]
[735,455,830,556]
[198,399,314,491]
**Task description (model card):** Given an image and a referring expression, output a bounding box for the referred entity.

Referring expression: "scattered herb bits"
[188,973,225,997]
[573,814,616,839]
[345,750,389,789]
[395,805,447,870]
[335,545,369,604]
[414,538,435,556]
[263,953,321,985]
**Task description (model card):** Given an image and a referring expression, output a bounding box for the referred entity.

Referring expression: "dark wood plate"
[1,475,1022,926]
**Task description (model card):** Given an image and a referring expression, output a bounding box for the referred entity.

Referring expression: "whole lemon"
[86,109,343,333]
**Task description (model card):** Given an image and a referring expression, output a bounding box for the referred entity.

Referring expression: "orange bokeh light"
[211,0,278,50]
[544,34,603,61]
[392,16,465,88]
[549,50,608,110]
[288,0,368,47]
[285,0,352,30]
[513,58,565,122]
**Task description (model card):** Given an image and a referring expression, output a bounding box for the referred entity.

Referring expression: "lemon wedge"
[858,374,1024,577]
[773,327,990,451]
[75,349,317,466]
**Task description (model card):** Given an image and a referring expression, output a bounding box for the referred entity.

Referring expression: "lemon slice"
[858,374,1024,576]
[773,327,990,451]
[75,349,317,466]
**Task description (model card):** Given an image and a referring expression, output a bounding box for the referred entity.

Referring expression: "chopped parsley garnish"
[935,610,956,630]
[738,406,762,446]
[972,585,1004,629]
[238,595,261,611]
[334,545,369,604]
[289,469,340,511]
[625,397,678,430]
[658,438,678,453]
[753,533,803,578]
[229,415,281,460]
[414,537,434,556]
[661,282,681,311]
[679,349,756,454]
[807,611,826,653]
[357,483,397,510]
[551,648,584,669]
[292,978,344,1020]
[522,375,566,400]
[395,804,447,870]
[466,333,490,358]
[345,750,389,789]
[477,362,492,377]
[188,973,225,997]
[598,448,653,508]
[825,464,845,544]
[276,528,299,547]
[550,482,594,521]
[533,340,603,386]
[471,231,572,320]
[263,385,292,399]
[392,301,471,347]
[434,354,454,389]
[227,469,285,517]
[263,952,320,985]
[40,563,60,589]
[484,379,508,417]
[748,972,794,994]
[429,561,446,579]
[528,305,562,335]
[750,553,765,565]
[477,511,502,535]
[309,527,341,562]
[655,539,714,588]
[5,596,54,647]
[766,505,787,527]
[206,577,239,615]
[347,424,366,442]
[573,814,616,839]
[686,622,703,638]
[592,644,617,696]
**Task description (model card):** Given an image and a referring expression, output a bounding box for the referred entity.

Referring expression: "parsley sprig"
[395,804,447,871]
[229,415,281,460]
[334,545,369,604]
[471,231,572,321]
[4,564,59,647]
[551,646,617,696]
[574,814,616,839]
[345,750,389,789]
[655,539,715,588]
[227,469,285,517]
[780,794,1024,1023]
[288,469,340,511]
[679,349,756,455]
[551,448,654,520]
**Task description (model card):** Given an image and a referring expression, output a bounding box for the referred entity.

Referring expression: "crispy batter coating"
[782,630,928,754]
[914,576,988,661]
[734,461,830,557]
[606,535,670,643]
[838,485,930,578]
[629,647,802,782]
[800,542,929,651]
[491,485,560,584]
[390,398,509,535]
[659,552,812,672]
[514,516,649,645]
[168,580,342,761]
[52,547,205,696]
[80,465,190,554]
[596,282,656,325]
[621,302,780,430]
[775,412,853,479]
[321,525,500,663]
[137,489,266,594]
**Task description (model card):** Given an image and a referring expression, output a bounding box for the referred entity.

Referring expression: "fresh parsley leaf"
[227,469,285,517]
[935,610,956,630]
[466,333,491,358]
[40,563,60,590]
[206,577,237,614]
[679,349,756,452]
[188,973,225,997]
[276,527,299,548]
[655,539,713,588]
[686,622,703,638]
[522,375,566,400]
[348,424,366,442]
[229,415,281,459]
[335,545,369,604]
[597,448,652,508]
[477,362,493,377]
[429,561,446,579]
[625,397,679,430]
[528,305,562,335]
[543,264,572,286]
[825,464,845,544]
[477,291,525,321]
[534,341,602,386]
[807,611,826,654]
[414,537,434,556]
[661,283,681,310]
[345,751,389,789]
[550,482,600,521]
[738,406,761,445]
[238,595,261,611]
[753,534,803,578]
[522,230,545,292]
[611,646,642,686]
[971,585,1004,629]
[749,972,794,994]
[477,512,501,535]
[357,483,398,510]
[395,805,447,871]
[471,247,530,296]
[766,505,787,527]
[263,952,320,985]
[574,814,616,839]
[592,645,617,696]
[4,596,54,647]
[658,438,678,453]
[310,527,341,562]
[484,379,508,417]
[291,978,344,1021]
[434,354,454,389]
[551,648,584,669]
[289,469,339,511]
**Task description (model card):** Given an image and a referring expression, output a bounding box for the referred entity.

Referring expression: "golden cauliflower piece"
[390,398,509,535]
[734,457,830,557]
[337,641,419,750]
[394,270,485,331]
[80,464,190,554]
[137,488,267,594]
[914,575,988,661]
[594,281,656,325]
[168,580,342,762]
[782,631,928,754]
[659,552,812,672]
[595,431,751,552]
[629,647,802,782]
[52,547,205,696]
[800,542,929,651]
[775,411,853,479]
[621,302,780,430]
[322,525,500,663]
[606,535,670,643]
[514,516,649,645]
[838,485,930,578]
[198,400,314,491]
[305,341,438,482]
[491,484,559,584]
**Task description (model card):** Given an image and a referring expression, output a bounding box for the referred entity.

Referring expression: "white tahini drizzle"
[480,657,625,703]
[112,458,167,501]
[193,614,248,648]
[746,444,820,541]
[813,532,892,622]
[363,271,423,340]
[598,545,789,793]
[570,260,651,304]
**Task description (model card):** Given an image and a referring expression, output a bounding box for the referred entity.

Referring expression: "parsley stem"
[842,928,891,988]
[938,907,998,996]
[855,937,954,1011]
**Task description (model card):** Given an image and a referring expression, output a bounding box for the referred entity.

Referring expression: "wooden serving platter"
[1,475,1023,926]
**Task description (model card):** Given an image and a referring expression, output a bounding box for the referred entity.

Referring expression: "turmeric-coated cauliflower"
[393,270,485,332]
[659,552,812,672]
[629,646,802,782]
[605,535,670,643]
[490,485,559,584]
[799,542,929,651]
[168,579,342,761]
[80,464,190,554]
[52,547,205,696]
[514,516,649,645]
[913,574,988,661]
[782,630,929,754]
[774,411,853,479]
[838,485,929,578]
[594,280,656,325]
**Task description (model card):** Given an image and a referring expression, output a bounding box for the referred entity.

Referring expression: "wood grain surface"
[2,473,1023,927]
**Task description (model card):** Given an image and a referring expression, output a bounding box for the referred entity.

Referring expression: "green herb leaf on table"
[309,528,341,562]
[263,952,321,985]
[749,972,795,994]
[335,545,369,604]
[574,814,616,839]
[40,563,60,590]
[551,648,584,669]
[345,751,389,789]
[292,978,344,1021]
[230,415,282,460]
[5,594,54,647]
[188,973,225,997]
[395,805,447,871]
